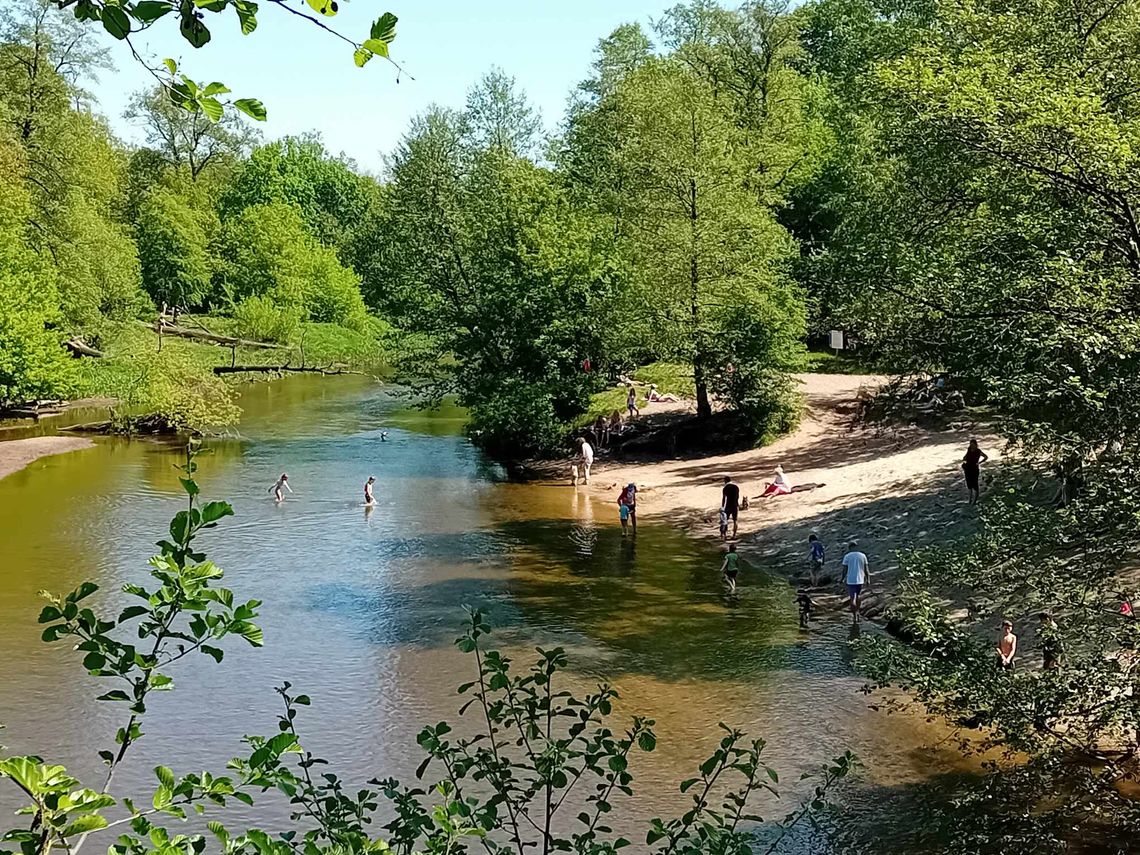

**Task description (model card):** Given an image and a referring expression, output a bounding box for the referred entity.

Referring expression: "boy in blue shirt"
[808,534,825,586]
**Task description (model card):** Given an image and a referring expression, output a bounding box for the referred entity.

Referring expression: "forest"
[5,0,1140,847]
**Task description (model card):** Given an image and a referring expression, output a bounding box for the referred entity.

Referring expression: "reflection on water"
[0,376,974,848]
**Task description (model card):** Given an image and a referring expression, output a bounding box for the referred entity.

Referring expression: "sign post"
[829,329,844,356]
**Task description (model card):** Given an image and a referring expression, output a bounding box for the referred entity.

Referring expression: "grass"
[70,315,391,430]
[578,362,695,427]
[802,348,875,376]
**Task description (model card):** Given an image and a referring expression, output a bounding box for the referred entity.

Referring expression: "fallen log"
[212,364,360,376]
[65,338,103,358]
[137,320,286,350]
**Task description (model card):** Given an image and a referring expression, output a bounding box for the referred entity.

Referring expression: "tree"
[216,202,368,331]
[375,105,622,457]
[464,67,543,158]
[599,56,804,419]
[136,186,217,311]
[124,85,260,180]
[219,136,378,255]
[0,136,75,404]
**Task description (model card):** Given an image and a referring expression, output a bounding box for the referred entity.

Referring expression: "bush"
[232,296,302,344]
[466,379,567,459]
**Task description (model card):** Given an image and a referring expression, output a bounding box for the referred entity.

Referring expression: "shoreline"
[0,436,96,482]
[573,373,999,619]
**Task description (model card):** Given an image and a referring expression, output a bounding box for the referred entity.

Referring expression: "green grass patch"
[578,362,695,427]
[802,348,874,375]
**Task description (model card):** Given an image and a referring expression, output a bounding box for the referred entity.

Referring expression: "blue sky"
[95,1,675,173]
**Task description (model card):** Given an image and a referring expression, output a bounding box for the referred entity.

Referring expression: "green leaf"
[232,98,265,121]
[179,13,211,47]
[201,82,230,97]
[370,11,396,41]
[61,816,108,837]
[353,47,372,67]
[201,644,224,663]
[83,651,106,672]
[67,582,99,603]
[155,766,176,788]
[132,1,173,22]
[199,97,224,122]
[200,501,234,523]
[101,6,131,38]
[234,0,257,34]
[162,57,178,75]
[38,606,62,624]
[179,477,200,496]
[304,0,338,17]
[362,38,388,58]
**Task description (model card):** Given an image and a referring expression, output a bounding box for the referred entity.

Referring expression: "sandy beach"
[589,373,998,611]
[0,436,95,482]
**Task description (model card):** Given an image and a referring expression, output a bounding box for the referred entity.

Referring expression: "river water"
[0,376,973,849]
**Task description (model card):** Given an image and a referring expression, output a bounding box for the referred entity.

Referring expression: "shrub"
[232,296,302,344]
[466,379,567,459]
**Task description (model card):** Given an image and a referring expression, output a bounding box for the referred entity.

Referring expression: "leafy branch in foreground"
[60,0,402,121]
[0,450,857,855]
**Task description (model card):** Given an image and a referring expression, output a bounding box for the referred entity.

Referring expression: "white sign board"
[829,330,844,351]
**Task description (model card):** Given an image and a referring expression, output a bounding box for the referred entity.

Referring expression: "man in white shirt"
[841,541,871,622]
[572,437,594,485]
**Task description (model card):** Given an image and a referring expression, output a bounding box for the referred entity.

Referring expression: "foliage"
[374,102,623,457]
[136,186,218,311]
[124,85,261,180]
[230,296,302,344]
[216,202,368,330]
[0,136,76,404]
[219,137,377,254]
[0,454,857,855]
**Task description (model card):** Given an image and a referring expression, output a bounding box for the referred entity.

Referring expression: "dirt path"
[591,373,998,615]
[0,436,95,481]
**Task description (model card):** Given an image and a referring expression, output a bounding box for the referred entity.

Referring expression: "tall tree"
[464,67,543,158]
[124,85,259,180]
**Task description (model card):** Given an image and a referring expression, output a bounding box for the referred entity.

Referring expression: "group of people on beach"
[573,432,992,627]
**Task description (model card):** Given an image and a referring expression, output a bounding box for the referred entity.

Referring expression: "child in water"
[364,476,377,506]
[808,534,825,586]
[720,543,741,593]
[269,473,293,503]
[796,591,814,628]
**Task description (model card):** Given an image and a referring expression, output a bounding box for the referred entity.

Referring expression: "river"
[0,376,974,850]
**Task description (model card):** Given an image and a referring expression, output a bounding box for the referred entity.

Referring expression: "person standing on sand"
[269,473,293,503]
[997,619,1017,669]
[721,475,740,540]
[841,541,871,622]
[962,439,989,505]
[720,543,741,594]
[571,437,594,486]
[364,476,377,506]
[618,482,637,535]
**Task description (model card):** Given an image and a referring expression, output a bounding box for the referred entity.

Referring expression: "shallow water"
[0,376,971,848]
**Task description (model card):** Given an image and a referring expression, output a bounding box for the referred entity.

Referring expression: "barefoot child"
[364,476,377,506]
[618,483,637,536]
[997,619,1017,669]
[808,534,825,586]
[718,508,729,540]
[720,543,741,594]
[269,473,293,503]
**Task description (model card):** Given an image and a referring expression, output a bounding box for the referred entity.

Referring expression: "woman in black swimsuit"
[962,439,988,505]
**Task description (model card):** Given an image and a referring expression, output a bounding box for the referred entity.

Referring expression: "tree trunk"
[689,177,712,418]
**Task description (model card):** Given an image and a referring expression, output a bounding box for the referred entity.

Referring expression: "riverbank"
[0,436,95,481]
[582,373,1000,616]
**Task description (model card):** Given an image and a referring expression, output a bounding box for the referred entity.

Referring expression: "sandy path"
[590,374,998,610]
[0,436,95,481]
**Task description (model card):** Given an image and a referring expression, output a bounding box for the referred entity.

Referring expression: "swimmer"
[269,473,293,503]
